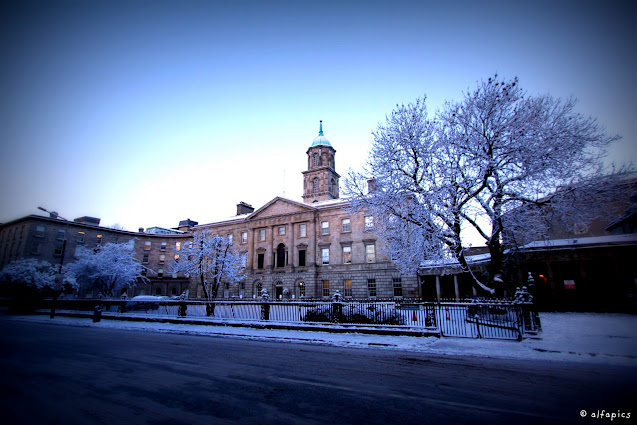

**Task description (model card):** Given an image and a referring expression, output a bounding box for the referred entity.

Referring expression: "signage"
[564,280,576,290]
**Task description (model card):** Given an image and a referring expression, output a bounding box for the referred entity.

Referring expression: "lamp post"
[38,206,70,318]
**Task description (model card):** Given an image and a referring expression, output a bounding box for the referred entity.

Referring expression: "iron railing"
[39,298,541,340]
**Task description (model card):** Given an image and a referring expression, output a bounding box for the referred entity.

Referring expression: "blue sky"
[1,0,635,231]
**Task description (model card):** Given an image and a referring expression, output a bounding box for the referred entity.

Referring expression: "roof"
[310,120,332,147]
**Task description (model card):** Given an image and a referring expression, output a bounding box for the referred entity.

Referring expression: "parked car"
[126,295,169,311]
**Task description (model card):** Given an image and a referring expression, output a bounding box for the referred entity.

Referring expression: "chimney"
[367,178,377,193]
[237,202,255,215]
[138,227,145,233]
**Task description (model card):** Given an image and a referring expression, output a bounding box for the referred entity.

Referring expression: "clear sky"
[1,0,635,231]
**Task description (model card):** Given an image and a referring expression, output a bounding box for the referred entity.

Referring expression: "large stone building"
[0,213,194,298]
[192,122,420,300]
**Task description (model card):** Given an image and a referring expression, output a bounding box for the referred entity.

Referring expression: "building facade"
[0,214,193,298]
[192,122,420,300]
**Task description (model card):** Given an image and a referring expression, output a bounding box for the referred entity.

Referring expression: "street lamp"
[37,206,71,318]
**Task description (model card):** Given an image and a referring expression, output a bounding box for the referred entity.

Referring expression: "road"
[0,317,634,425]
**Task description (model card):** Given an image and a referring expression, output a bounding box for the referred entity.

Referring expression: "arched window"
[276,243,286,268]
[313,153,319,166]
[330,178,336,195]
[312,177,319,194]
[256,281,262,298]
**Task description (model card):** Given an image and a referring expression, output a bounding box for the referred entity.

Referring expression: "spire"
[318,120,324,136]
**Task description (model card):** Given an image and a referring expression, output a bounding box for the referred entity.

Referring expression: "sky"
[1,0,635,232]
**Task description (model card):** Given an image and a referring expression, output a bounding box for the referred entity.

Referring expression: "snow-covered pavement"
[6,312,637,366]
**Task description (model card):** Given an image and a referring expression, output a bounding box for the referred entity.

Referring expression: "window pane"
[343,246,351,264]
[321,248,329,264]
[322,280,330,297]
[368,279,377,297]
[299,224,307,237]
[393,278,403,297]
[344,279,352,297]
[321,221,329,235]
[342,218,350,232]
[366,244,375,263]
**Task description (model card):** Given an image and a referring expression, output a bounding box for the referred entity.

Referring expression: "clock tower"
[302,121,340,203]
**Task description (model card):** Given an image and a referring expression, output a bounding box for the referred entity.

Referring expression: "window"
[54,241,64,256]
[96,235,103,245]
[257,253,265,269]
[159,254,166,265]
[342,246,351,264]
[368,279,377,297]
[341,218,351,233]
[322,280,330,297]
[176,242,181,251]
[31,241,41,254]
[366,244,376,263]
[259,229,266,241]
[77,232,85,243]
[344,279,352,297]
[174,254,179,262]
[142,253,149,264]
[299,223,307,238]
[313,153,319,166]
[144,241,151,251]
[228,234,233,245]
[313,178,319,194]
[321,247,330,264]
[241,232,248,244]
[57,230,66,241]
[160,241,167,251]
[278,226,285,236]
[393,278,403,297]
[35,225,45,238]
[364,216,374,230]
[299,282,306,297]
[157,269,164,278]
[321,221,329,235]
[276,243,286,268]
[298,249,306,267]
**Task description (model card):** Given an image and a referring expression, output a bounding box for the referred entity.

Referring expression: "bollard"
[93,305,103,323]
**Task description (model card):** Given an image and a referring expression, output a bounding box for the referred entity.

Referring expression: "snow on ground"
[5,312,637,366]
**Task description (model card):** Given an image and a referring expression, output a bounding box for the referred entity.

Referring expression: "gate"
[436,302,532,340]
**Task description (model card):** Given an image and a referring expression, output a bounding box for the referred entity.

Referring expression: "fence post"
[261,303,270,321]
[475,314,482,339]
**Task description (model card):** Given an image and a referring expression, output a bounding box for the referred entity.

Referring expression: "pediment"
[248,197,315,220]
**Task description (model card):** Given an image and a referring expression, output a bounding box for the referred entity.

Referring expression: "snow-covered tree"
[64,242,147,298]
[346,75,626,295]
[168,231,245,314]
[1,258,59,290]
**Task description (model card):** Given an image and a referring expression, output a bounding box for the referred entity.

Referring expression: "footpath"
[7,310,637,366]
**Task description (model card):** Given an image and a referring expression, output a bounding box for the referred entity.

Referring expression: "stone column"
[454,274,460,300]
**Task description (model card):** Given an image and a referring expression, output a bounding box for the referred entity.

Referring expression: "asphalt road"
[0,317,635,425]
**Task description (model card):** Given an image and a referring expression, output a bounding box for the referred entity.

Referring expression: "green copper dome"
[311,120,332,147]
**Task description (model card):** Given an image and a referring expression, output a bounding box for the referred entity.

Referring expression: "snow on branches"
[64,241,147,298]
[346,75,627,295]
[1,258,60,290]
[168,231,245,301]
